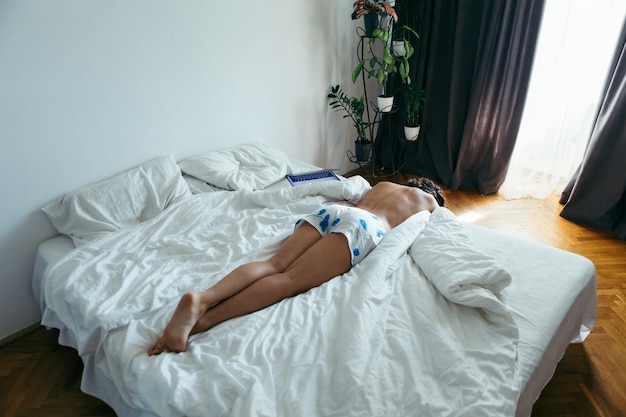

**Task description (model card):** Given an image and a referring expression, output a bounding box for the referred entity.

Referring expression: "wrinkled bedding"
[43,176,521,417]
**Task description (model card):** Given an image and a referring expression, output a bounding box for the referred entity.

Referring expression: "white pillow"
[183,174,223,194]
[178,142,292,191]
[42,155,192,246]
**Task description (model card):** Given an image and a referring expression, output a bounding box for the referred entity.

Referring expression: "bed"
[33,143,596,417]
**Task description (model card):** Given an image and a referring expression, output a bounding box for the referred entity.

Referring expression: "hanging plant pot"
[392,40,407,56]
[363,13,379,37]
[355,141,372,162]
[404,125,421,141]
[377,95,394,113]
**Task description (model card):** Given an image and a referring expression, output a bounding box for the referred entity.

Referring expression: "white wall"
[0,0,366,340]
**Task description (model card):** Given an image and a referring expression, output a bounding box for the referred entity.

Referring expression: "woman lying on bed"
[149,179,445,355]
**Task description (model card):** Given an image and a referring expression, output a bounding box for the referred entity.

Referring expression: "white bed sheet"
[465,225,595,417]
[33,177,596,417]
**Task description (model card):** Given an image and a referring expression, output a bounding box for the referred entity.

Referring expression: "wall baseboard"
[0,322,41,347]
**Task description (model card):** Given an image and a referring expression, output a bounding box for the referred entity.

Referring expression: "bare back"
[356,181,439,230]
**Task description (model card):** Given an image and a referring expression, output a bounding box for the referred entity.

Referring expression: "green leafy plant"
[352,25,413,95]
[392,30,415,85]
[403,82,426,127]
[393,0,424,43]
[327,85,372,143]
[390,0,422,84]
[390,22,419,84]
[352,26,390,96]
[391,24,419,62]
[393,24,420,44]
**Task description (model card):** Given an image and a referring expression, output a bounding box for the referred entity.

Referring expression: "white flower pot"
[377,96,394,113]
[404,125,421,141]
[392,40,407,56]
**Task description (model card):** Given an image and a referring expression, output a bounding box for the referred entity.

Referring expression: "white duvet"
[43,176,520,417]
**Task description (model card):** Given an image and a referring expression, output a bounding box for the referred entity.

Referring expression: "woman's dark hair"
[404,177,445,207]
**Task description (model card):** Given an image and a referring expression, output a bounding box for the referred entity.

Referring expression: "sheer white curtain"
[501,0,626,200]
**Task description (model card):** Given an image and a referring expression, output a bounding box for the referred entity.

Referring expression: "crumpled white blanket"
[410,207,519,340]
[42,177,520,417]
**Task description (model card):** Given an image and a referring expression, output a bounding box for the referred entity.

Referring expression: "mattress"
[33,179,596,417]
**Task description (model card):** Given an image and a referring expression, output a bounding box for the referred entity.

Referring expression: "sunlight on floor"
[457,211,485,223]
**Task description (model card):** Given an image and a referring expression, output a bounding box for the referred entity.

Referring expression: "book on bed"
[286,170,340,186]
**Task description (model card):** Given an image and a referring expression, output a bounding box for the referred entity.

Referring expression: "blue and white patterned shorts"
[295,205,387,267]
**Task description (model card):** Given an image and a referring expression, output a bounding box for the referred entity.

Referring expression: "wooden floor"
[1,168,625,417]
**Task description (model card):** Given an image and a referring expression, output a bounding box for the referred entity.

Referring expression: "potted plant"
[352,8,415,113]
[402,82,426,141]
[352,0,398,37]
[390,0,421,56]
[391,24,419,57]
[352,24,403,112]
[327,85,373,162]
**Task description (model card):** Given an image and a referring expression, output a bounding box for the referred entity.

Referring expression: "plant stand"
[347,103,413,181]
[348,30,412,179]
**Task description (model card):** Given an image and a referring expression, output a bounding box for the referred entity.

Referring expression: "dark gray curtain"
[559,18,626,239]
[376,0,544,194]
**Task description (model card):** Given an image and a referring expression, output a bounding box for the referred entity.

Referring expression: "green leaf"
[377,69,385,85]
[383,48,394,65]
[399,60,408,79]
[372,28,383,38]
[406,43,414,59]
[352,61,365,83]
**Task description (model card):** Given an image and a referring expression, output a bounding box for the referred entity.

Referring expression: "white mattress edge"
[514,273,596,417]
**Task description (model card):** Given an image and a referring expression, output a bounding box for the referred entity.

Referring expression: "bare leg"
[148,223,323,355]
[148,261,282,355]
[190,232,351,337]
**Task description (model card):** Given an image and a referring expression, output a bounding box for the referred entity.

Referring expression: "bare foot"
[148,292,205,356]
[148,336,168,356]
